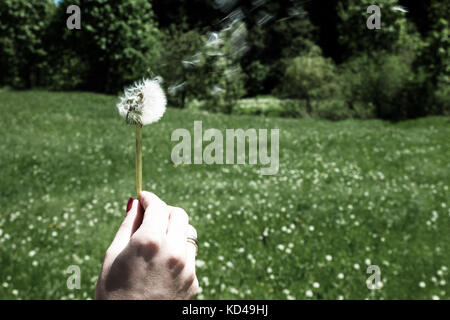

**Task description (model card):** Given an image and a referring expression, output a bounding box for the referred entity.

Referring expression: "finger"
[167,206,189,239]
[187,277,200,299]
[108,198,142,256]
[179,225,198,293]
[185,224,198,268]
[165,207,189,272]
[136,191,170,243]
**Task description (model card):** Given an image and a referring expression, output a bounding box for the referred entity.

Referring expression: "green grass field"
[0,90,448,300]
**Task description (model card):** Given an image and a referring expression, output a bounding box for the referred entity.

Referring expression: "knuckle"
[131,233,161,253]
[173,207,189,223]
[141,191,167,210]
[185,272,196,288]
[167,252,186,271]
[187,224,197,238]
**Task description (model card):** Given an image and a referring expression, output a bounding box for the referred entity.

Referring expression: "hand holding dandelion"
[116,79,167,197]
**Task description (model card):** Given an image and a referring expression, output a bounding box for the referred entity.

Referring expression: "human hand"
[95,191,199,300]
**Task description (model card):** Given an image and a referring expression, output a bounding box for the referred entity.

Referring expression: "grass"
[0,90,449,300]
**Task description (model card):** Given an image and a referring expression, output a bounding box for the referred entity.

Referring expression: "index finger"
[135,191,170,241]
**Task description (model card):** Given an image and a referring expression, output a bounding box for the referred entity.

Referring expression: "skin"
[95,191,199,300]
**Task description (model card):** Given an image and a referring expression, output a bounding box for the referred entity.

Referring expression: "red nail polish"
[126,197,134,213]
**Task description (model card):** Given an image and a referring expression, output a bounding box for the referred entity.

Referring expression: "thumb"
[108,198,143,257]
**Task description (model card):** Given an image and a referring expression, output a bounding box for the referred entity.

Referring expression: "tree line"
[0,0,448,120]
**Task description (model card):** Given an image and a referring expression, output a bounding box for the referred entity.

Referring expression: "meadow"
[0,90,448,300]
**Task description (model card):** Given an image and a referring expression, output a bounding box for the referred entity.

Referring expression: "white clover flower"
[196,260,206,268]
[116,78,166,126]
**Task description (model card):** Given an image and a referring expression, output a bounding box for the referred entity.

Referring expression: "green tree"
[279,46,338,114]
[198,23,247,114]
[156,25,204,108]
[0,0,54,88]
[49,0,161,93]
[242,0,316,94]
[340,53,425,120]
[336,0,410,59]
[166,22,246,113]
[416,2,449,85]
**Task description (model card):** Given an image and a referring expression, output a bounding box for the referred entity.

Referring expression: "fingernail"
[126,197,135,213]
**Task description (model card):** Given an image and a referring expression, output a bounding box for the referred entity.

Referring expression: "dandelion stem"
[135,125,142,197]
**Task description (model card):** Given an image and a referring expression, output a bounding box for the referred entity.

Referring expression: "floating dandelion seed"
[257,13,273,26]
[288,7,306,17]
[168,82,186,96]
[182,58,201,69]
[214,0,238,12]
[222,8,245,27]
[392,6,408,13]
[116,78,167,196]
[252,0,267,10]
[211,86,225,96]
[206,32,222,47]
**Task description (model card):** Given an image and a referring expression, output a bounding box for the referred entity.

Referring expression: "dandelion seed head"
[117,78,166,126]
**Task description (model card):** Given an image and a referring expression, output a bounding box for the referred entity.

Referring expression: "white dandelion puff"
[116,78,166,126]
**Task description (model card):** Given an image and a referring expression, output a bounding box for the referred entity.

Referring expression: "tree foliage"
[336,0,410,59]
[279,46,338,113]
[0,0,448,119]
[46,0,161,93]
[0,0,54,88]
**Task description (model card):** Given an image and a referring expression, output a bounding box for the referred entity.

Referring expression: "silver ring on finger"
[186,235,198,256]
